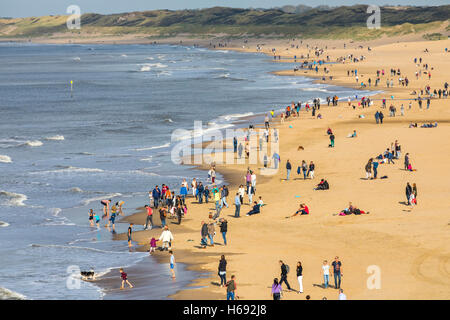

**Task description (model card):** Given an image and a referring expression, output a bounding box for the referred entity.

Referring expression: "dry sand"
[93,37,450,300]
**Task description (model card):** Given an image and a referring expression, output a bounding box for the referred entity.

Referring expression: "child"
[127,223,133,247]
[169,250,176,279]
[183,204,188,216]
[88,209,94,227]
[94,212,100,228]
[258,196,265,207]
[119,268,133,289]
[149,237,157,254]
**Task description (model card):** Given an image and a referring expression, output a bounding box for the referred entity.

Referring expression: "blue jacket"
[152,188,161,199]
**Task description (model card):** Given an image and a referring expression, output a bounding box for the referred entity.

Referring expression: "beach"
[100,37,450,300]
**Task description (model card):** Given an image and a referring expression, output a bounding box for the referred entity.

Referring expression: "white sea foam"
[0,221,9,227]
[72,57,81,61]
[140,65,151,72]
[0,155,12,163]
[30,243,132,255]
[300,87,329,93]
[133,142,170,151]
[0,287,26,300]
[69,187,84,193]
[30,166,104,175]
[164,118,174,123]
[139,157,153,162]
[0,191,28,206]
[121,54,128,58]
[45,135,65,141]
[23,140,43,147]
[218,112,254,121]
[145,56,154,60]
[51,208,62,217]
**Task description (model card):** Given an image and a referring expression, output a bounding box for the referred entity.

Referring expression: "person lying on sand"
[246,201,261,216]
[338,202,369,216]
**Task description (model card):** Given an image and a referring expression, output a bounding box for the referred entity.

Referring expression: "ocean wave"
[30,243,132,255]
[133,142,170,151]
[72,57,81,61]
[0,191,28,206]
[218,112,254,122]
[51,208,62,217]
[0,221,9,227]
[0,155,12,163]
[45,135,65,141]
[69,187,84,193]
[300,87,329,93]
[121,54,128,58]
[145,56,154,60]
[139,63,168,72]
[0,287,26,300]
[139,157,153,162]
[80,193,122,206]
[23,140,43,147]
[30,166,104,175]
[172,123,235,142]
[164,118,174,123]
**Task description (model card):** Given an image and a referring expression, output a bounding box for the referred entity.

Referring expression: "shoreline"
[62,36,450,299]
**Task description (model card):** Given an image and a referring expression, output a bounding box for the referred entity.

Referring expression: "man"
[329,133,335,148]
[372,160,379,179]
[207,220,215,247]
[221,185,229,209]
[279,260,292,290]
[234,192,241,217]
[158,226,174,251]
[246,201,261,216]
[404,153,410,171]
[291,203,309,217]
[286,159,292,181]
[379,111,384,124]
[220,218,228,246]
[331,256,342,289]
[338,289,347,300]
[201,221,209,248]
[226,275,237,300]
[144,205,153,230]
[233,136,238,153]
[238,143,243,159]
[152,185,161,209]
[197,182,204,204]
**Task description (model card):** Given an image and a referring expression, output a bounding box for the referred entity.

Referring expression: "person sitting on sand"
[347,130,357,138]
[314,179,329,190]
[291,203,309,217]
[246,201,261,216]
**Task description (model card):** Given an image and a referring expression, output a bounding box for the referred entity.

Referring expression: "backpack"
[285,265,290,274]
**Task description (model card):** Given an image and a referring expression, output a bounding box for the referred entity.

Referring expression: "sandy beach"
[89,36,450,300]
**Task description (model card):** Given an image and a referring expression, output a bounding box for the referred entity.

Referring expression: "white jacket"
[159,230,174,242]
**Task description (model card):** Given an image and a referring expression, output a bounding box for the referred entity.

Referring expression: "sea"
[0,42,375,299]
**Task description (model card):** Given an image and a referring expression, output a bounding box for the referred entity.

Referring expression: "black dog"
[80,271,95,280]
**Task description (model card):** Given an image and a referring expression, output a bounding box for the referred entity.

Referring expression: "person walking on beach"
[127,223,133,247]
[272,152,280,169]
[119,268,133,290]
[109,208,116,232]
[286,160,292,181]
[271,278,282,300]
[379,111,384,124]
[218,255,227,287]
[159,226,174,251]
[329,133,335,148]
[297,261,304,294]
[207,220,215,247]
[176,204,183,225]
[152,186,161,209]
[212,185,221,220]
[332,257,342,289]
[308,161,315,179]
[365,158,373,180]
[322,260,330,289]
[226,275,237,300]
[219,218,228,245]
[413,183,418,204]
[406,182,413,205]
[200,221,208,248]
[233,137,238,154]
[159,206,167,228]
[144,205,153,230]
[302,160,308,180]
[404,153,410,171]
[169,250,176,279]
[372,160,379,179]
[234,192,241,217]
[221,185,229,209]
[238,143,243,159]
[279,260,292,291]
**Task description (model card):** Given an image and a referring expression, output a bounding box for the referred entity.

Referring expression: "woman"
[297,261,303,293]
[412,183,418,204]
[218,255,227,287]
[238,185,245,205]
[220,218,228,246]
[271,278,282,300]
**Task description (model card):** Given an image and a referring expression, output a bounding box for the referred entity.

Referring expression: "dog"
[80,271,95,280]
[297,146,304,151]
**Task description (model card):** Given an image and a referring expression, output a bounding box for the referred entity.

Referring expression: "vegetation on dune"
[0,5,448,40]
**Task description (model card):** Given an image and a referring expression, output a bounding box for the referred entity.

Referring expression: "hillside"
[0,5,449,40]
